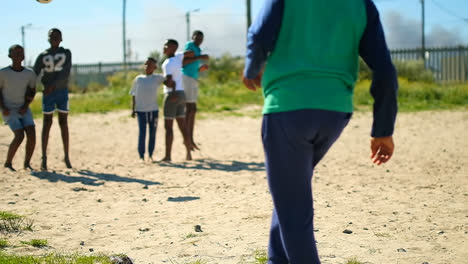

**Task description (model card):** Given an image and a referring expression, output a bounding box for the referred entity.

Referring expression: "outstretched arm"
[183,50,195,58]
[183,54,210,66]
[182,50,201,66]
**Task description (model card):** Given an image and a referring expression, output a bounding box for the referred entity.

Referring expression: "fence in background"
[70,62,143,91]
[390,46,468,83]
[69,46,468,90]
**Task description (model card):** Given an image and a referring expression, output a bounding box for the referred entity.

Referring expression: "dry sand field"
[1,110,467,264]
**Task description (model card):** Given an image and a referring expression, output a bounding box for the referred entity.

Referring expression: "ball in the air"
[37,0,53,3]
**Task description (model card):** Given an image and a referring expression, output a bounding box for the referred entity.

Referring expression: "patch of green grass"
[169,259,207,264]
[198,80,263,114]
[253,249,268,264]
[0,239,8,249]
[29,88,131,116]
[20,239,48,248]
[0,252,118,264]
[185,233,197,239]
[346,257,364,264]
[20,70,468,121]
[0,211,34,234]
[0,212,22,221]
[354,78,468,112]
[187,260,207,264]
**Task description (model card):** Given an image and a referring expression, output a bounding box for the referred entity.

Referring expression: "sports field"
[1,110,467,263]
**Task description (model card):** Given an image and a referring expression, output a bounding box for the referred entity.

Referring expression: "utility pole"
[21,23,32,64]
[123,0,127,71]
[246,0,252,31]
[186,12,190,41]
[421,0,426,67]
[127,39,132,64]
[186,9,200,41]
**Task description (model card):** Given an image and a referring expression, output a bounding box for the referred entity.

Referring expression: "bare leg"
[58,112,72,168]
[24,126,36,170]
[162,119,174,161]
[176,117,192,160]
[5,129,25,172]
[185,103,199,150]
[41,114,53,171]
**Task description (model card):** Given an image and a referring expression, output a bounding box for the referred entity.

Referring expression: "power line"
[430,0,468,24]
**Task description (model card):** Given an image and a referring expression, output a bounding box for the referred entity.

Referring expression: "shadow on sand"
[157,158,265,172]
[167,196,200,202]
[30,169,161,186]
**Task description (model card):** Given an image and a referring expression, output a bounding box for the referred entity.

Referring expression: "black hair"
[192,30,204,37]
[165,39,179,48]
[8,44,23,56]
[48,28,62,37]
[147,57,157,63]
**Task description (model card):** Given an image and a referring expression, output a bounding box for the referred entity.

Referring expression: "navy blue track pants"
[136,110,158,159]
[262,109,351,264]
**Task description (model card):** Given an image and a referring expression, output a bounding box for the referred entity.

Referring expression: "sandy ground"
[0,110,467,264]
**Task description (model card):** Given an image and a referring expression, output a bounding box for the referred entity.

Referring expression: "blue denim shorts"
[2,108,35,131]
[43,88,69,114]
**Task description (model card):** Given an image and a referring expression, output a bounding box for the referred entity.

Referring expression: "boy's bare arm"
[131,96,136,118]
[183,54,210,66]
[183,50,195,58]
[19,86,36,114]
[199,64,209,72]
[0,90,9,116]
[164,75,175,92]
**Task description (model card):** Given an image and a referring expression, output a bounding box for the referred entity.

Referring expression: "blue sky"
[1,0,467,66]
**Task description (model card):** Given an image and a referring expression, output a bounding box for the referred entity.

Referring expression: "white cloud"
[128,0,247,62]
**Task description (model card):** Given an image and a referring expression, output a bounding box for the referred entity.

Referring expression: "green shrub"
[360,59,435,83]
[206,53,244,83]
[393,60,435,82]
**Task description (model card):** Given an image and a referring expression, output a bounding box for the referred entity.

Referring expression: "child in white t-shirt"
[161,39,196,161]
[130,57,174,161]
[0,45,37,171]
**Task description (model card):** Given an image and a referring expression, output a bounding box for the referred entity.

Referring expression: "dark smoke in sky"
[382,10,464,49]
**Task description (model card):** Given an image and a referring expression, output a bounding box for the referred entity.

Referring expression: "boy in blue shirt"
[182,30,209,150]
